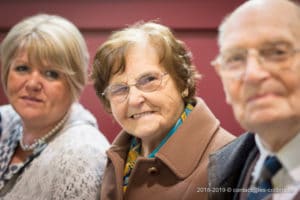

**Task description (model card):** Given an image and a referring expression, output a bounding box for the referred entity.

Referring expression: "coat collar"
[155,98,220,179]
[107,98,221,179]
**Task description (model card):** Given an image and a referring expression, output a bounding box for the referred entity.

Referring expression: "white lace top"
[0,103,110,200]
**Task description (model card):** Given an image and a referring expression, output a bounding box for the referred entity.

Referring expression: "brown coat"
[100,98,235,200]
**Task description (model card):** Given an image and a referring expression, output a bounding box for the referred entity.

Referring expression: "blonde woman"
[0,14,109,199]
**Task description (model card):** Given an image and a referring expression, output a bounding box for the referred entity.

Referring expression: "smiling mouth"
[130,111,155,119]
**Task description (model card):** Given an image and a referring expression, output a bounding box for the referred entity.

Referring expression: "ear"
[181,88,189,98]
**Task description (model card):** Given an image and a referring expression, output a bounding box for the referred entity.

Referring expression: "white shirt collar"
[253,133,300,185]
[277,132,300,182]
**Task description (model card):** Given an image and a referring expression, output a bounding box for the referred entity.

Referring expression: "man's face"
[216,2,300,133]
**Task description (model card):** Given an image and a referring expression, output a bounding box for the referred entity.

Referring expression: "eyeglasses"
[213,42,300,79]
[102,72,168,103]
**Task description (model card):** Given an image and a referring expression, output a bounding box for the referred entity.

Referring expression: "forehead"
[110,41,163,81]
[13,48,46,66]
[11,47,60,73]
[220,1,300,51]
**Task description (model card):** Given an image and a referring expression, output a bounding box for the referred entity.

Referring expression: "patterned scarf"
[122,103,193,192]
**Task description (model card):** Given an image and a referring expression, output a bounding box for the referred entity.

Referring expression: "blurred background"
[0,0,247,142]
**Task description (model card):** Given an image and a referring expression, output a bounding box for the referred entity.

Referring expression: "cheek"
[47,82,72,103]
[228,84,241,102]
[110,103,126,124]
[288,85,300,116]
[222,79,240,105]
[159,92,184,121]
[222,80,245,118]
[6,73,21,95]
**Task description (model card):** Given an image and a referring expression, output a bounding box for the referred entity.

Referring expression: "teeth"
[132,111,153,119]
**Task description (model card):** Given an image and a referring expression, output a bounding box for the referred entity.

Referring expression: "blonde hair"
[0,14,89,101]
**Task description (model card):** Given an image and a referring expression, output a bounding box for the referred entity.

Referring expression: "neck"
[257,131,298,152]
[254,121,300,152]
[22,118,61,144]
[140,139,160,157]
[20,112,69,151]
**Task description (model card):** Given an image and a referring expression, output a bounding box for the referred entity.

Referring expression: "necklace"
[19,112,69,151]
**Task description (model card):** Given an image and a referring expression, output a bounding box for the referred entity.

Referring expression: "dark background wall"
[0,0,247,142]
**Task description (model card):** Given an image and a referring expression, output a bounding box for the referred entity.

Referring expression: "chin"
[19,112,44,121]
[135,130,155,138]
[134,128,160,140]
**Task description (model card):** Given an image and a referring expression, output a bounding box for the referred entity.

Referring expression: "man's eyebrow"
[260,40,292,46]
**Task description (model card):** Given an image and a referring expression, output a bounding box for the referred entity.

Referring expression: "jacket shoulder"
[209,128,236,152]
[208,133,256,188]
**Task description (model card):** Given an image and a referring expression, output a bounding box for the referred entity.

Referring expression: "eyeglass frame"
[212,42,300,79]
[101,72,169,103]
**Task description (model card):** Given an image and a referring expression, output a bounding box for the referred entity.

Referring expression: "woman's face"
[109,41,185,145]
[6,50,72,128]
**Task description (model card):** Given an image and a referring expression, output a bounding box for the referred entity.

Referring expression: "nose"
[242,51,270,83]
[127,85,145,105]
[25,71,43,92]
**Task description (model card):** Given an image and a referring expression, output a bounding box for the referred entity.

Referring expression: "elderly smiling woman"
[0,14,109,199]
[91,21,235,200]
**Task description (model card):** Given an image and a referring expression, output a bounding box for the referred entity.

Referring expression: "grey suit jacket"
[208,133,258,200]
[209,132,300,200]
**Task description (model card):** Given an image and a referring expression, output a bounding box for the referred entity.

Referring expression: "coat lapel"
[155,98,220,179]
[105,132,132,199]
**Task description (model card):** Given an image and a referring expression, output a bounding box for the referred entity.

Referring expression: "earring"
[181,88,188,98]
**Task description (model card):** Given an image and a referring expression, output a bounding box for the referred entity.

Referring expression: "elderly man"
[209,0,300,199]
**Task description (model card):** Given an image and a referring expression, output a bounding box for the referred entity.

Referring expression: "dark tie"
[247,156,282,200]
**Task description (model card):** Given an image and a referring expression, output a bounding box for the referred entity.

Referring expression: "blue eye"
[44,70,59,80]
[14,65,29,72]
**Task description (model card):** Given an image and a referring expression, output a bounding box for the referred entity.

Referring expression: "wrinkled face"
[217,4,300,132]
[7,50,72,127]
[108,40,185,144]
